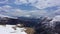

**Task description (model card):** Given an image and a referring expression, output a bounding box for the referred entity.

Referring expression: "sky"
[0,0,60,18]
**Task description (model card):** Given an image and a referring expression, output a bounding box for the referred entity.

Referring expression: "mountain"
[0,14,18,19]
[51,15,60,22]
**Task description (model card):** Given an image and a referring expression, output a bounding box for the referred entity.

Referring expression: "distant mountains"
[0,15,60,34]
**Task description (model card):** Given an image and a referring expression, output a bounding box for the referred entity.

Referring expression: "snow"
[0,25,27,34]
[52,15,60,21]
[50,15,60,28]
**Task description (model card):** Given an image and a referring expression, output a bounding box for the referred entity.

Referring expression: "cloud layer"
[0,5,48,17]
[0,0,60,18]
[0,0,60,9]
[14,0,60,9]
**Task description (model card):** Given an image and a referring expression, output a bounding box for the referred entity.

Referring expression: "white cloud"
[54,8,60,13]
[0,5,15,16]
[0,5,48,18]
[1,0,59,18]
[47,7,60,17]
[14,0,60,9]
[32,0,60,9]
[29,10,47,15]
[0,5,29,17]
[0,0,8,4]
[14,0,37,5]
[13,9,48,17]
[27,0,37,4]
[53,8,60,16]
[0,0,60,9]
[14,0,28,5]
[2,5,12,10]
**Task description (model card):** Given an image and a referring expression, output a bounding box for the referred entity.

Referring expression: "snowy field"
[0,25,27,34]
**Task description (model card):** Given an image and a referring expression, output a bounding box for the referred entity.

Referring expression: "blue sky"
[0,0,60,18]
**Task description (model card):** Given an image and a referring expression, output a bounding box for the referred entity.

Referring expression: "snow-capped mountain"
[51,15,60,22]
[54,15,60,20]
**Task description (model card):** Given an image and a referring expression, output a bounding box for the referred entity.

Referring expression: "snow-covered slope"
[0,25,27,34]
[50,15,60,28]
[52,15,60,21]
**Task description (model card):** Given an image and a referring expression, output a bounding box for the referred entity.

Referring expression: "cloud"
[14,0,38,5]
[0,5,13,14]
[0,5,12,10]
[0,0,60,9]
[0,5,14,16]
[27,0,37,4]
[0,5,48,18]
[53,8,60,15]
[0,0,60,18]
[29,10,47,16]
[0,0,8,4]
[0,5,59,18]
[32,0,60,9]
[14,0,28,5]
[14,0,60,9]
[46,6,60,17]
[11,9,48,17]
